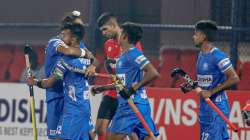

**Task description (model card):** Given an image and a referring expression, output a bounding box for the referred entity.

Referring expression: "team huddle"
[26,10,249,140]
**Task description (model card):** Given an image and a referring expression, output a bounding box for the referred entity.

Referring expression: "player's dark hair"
[61,11,81,26]
[195,20,218,42]
[120,22,143,45]
[61,23,85,42]
[97,12,116,27]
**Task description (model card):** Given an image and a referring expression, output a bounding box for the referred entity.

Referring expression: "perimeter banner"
[0,83,249,140]
[147,88,250,140]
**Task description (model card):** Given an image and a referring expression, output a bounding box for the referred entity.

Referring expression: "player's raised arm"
[56,42,86,57]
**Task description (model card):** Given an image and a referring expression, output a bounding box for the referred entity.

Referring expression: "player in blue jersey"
[28,11,97,140]
[92,22,159,140]
[28,23,92,140]
[190,20,240,140]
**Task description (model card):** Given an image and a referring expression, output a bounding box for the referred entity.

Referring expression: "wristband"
[37,80,43,88]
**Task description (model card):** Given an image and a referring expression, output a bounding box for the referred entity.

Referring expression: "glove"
[119,87,136,100]
[180,82,192,93]
[90,86,107,96]
[180,81,198,94]
[54,62,67,79]
[242,103,250,126]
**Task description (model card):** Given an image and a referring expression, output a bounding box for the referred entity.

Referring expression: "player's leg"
[107,133,127,140]
[46,97,64,140]
[95,95,118,139]
[56,100,91,140]
[108,105,139,140]
[95,119,111,136]
[133,104,159,140]
[200,115,229,140]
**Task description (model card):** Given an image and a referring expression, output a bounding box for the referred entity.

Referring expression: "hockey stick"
[104,61,157,139]
[24,45,38,140]
[61,61,112,79]
[171,68,238,132]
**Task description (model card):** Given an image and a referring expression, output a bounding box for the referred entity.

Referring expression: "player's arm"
[198,56,240,98]
[210,67,240,95]
[48,39,86,58]
[132,63,160,90]
[90,84,116,96]
[27,75,57,89]
[84,48,100,76]
[57,44,86,57]
[118,62,159,100]
[27,61,67,89]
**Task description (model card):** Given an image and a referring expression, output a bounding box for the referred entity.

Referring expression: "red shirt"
[103,39,143,98]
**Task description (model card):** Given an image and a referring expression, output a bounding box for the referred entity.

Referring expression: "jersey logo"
[197,75,213,87]
[218,58,230,69]
[203,63,208,71]
[135,55,146,64]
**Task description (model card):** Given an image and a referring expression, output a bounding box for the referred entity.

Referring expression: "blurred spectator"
[19,50,45,82]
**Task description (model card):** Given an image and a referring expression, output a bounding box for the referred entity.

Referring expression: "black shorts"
[97,95,118,120]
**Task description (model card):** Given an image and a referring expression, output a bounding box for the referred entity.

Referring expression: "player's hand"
[90,86,106,96]
[26,76,38,86]
[119,87,136,100]
[85,64,96,77]
[197,90,213,99]
[54,62,67,79]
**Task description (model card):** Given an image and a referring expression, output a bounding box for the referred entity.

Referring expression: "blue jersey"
[197,47,231,118]
[61,56,91,103]
[56,56,92,139]
[45,37,64,101]
[45,36,86,102]
[116,47,150,106]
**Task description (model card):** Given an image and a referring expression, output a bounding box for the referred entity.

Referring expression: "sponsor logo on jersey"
[197,75,213,87]
[79,58,91,65]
